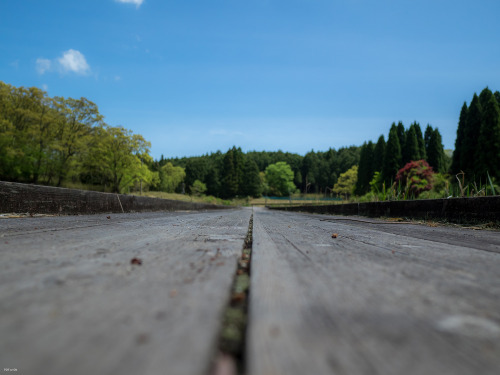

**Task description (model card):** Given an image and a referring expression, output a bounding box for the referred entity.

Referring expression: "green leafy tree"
[191,180,207,197]
[332,165,358,198]
[53,97,103,186]
[86,125,152,193]
[265,162,296,196]
[159,162,186,193]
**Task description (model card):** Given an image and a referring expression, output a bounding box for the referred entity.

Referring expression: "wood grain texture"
[0,209,252,375]
[247,208,500,375]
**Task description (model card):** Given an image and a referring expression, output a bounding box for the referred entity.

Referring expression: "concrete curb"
[269,196,500,223]
[0,181,232,215]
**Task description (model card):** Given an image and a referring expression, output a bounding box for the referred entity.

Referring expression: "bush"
[395,160,434,198]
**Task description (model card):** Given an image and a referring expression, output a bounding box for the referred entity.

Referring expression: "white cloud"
[41,84,49,92]
[115,0,144,8]
[36,58,52,74]
[58,49,90,75]
[36,49,91,76]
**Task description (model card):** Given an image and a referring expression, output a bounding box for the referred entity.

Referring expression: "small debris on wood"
[130,257,143,265]
[212,353,237,375]
[269,326,281,338]
[135,333,150,345]
[106,216,111,220]
[331,233,338,238]
[231,292,246,304]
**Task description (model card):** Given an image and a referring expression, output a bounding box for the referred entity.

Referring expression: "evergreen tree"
[479,87,494,109]
[461,93,482,177]
[242,158,262,197]
[396,121,406,153]
[233,146,246,196]
[382,124,402,185]
[413,122,426,161]
[403,124,420,164]
[355,141,374,195]
[185,158,207,193]
[372,135,386,173]
[477,94,500,180]
[424,124,433,155]
[221,148,238,198]
[451,102,468,174]
[426,127,446,173]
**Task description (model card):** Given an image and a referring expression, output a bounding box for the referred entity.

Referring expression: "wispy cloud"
[115,0,144,8]
[36,49,90,75]
[58,49,90,74]
[36,58,52,74]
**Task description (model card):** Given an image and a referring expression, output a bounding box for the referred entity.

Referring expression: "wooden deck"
[1,207,499,374]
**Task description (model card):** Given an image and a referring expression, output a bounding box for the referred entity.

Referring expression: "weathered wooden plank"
[247,208,500,375]
[0,181,230,214]
[0,209,252,375]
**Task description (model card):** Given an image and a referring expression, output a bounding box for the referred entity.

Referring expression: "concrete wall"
[0,181,231,215]
[270,196,500,224]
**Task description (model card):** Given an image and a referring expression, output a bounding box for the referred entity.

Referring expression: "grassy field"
[138,192,347,207]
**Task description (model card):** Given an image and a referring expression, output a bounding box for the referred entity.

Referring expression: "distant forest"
[1,81,499,198]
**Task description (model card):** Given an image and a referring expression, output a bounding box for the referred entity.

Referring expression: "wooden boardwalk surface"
[1,207,500,374]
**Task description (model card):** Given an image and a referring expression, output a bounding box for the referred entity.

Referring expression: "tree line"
[2,81,498,199]
[355,121,447,196]
[451,88,500,182]
[0,81,154,193]
[153,146,361,198]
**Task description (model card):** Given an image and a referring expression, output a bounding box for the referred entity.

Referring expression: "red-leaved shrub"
[395,160,435,197]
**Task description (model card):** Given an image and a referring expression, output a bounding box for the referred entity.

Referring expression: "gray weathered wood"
[0,209,251,375]
[247,208,500,375]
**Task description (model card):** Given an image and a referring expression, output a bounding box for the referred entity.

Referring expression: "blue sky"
[1,0,500,159]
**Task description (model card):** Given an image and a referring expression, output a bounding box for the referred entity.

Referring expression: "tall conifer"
[413,122,426,161]
[221,148,238,198]
[477,94,500,180]
[382,124,402,185]
[403,124,420,164]
[355,141,374,195]
[396,122,406,153]
[427,127,445,173]
[372,135,386,173]
[462,93,482,177]
[451,103,468,175]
